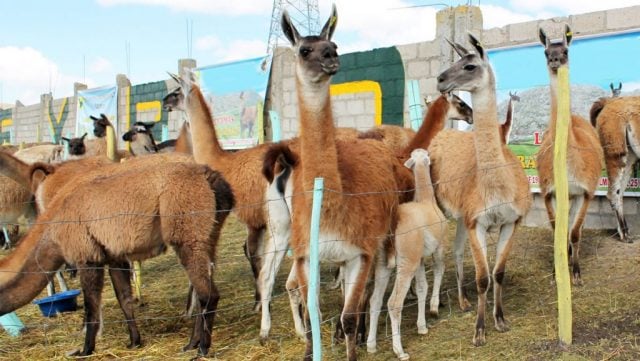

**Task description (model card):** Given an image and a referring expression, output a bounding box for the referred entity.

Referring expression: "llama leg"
[414,258,428,334]
[612,152,636,243]
[387,256,420,361]
[467,223,490,346]
[569,195,589,285]
[430,243,445,318]
[258,226,289,341]
[108,261,141,349]
[493,222,516,333]
[366,257,392,353]
[294,256,314,361]
[69,263,105,356]
[342,254,373,361]
[543,192,556,230]
[245,226,265,310]
[176,247,219,356]
[453,218,471,311]
[285,263,306,340]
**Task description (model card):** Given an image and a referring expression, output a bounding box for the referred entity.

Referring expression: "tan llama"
[0,158,234,357]
[590,95,640,242]
[431,34,531,346]
[366,148,446,360]
[280,6,415,360]
[536,25,604,285]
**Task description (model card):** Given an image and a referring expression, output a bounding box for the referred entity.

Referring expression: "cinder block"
[483,27,508,48]
[606,6,640,30]
[347,100,365,115]
[397,42,418,60]
[418,40,440,59]
[407,61,429,79]
[508,20,540,43]
[570,11,605,35]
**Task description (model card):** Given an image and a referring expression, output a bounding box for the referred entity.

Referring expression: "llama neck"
[296,76,343,195]
[413,162,435,204]
[403,96,449,156]
[472,84,504,166]
[0,228,64,315]
[187,85,226,165]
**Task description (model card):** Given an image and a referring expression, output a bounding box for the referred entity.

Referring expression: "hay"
[1,216,640,360]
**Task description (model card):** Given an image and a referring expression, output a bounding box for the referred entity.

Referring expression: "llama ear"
[538,28,550,47]
[619,82,622,90]
[467,32,485,59]
[610,83,615,91]
[89,114,99,121]
[446,38,469,58]
[167,72,181,84]
[143,122,155,130]
[319,4,338,41]
[81,133,88,139]
[61,137,70,143]
[281,10,301,46]
[403,157,415,169]
[563,24,573,46]
[100,114,108,121]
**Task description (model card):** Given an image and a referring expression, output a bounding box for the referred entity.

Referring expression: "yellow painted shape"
[553,66,573,346]
[47,97,68,142]
[1,118,12,130]
[136,101,162,122]
[330,80,382,126]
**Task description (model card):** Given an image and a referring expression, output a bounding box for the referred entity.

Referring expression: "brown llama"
[536,25,604,284]
[501,91,519,144]
[590,95,640,242]
[0,158,234,357]
[366,148,446,360]
[357,125,416,152]
[280,7,416,360]
[432,34,531,346]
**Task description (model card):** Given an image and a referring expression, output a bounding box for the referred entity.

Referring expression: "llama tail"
[590,98,607,127]
[0,228,65,315]
[262,142,299,196]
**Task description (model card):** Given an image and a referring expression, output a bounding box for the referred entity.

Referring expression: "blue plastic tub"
[33,290,81,317]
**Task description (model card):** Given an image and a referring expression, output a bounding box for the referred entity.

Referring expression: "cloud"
[480,5,537,29]
[97,0,271,15]
[196,35,265,62]
[317,0,438,52]
[0,46,79,105]
[89,56,114,73]
[508,0,639,16]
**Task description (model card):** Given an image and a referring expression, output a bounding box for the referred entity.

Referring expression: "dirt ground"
[1,215,639,360]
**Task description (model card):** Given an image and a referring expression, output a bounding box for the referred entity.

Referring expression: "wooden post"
[308,177,324,360]
[554,65,573,345]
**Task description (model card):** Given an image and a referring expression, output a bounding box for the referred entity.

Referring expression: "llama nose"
[437,74,445,83]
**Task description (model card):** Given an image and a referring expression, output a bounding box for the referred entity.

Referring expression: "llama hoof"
[127,341,142,349]
[460,299,472,312]
[429,309,439,319]
[259,336,269,346]
[418,326,428,335]
[572,274,583,286]
[495,319,510,332]
[473,329,486,347]
[182,341,199,352]
[65,348,84,357]
[366,344,377,353]
[397,352,410,360]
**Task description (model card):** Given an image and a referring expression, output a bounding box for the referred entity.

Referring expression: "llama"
[501,91,519,144]
[62,133,88,157]
[357,125,417,152]
[432,34,531,346]
[366,148,446,360]
[590,96,640,242]
[280,7,416,359]
[0,158,234,357]
[13,144,63,164]
[121,121,181,155]
[536,25,604,284]
[611,82,622,97]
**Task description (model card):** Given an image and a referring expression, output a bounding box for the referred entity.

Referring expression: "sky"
[0,0,638,105]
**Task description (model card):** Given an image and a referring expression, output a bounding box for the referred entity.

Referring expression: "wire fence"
[0,156,639,360]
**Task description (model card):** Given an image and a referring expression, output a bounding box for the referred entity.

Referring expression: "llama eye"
[463,64,476,71]
[300,47,312,58]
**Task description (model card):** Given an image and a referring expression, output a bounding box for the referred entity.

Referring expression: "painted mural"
[0,108,12,144]
[46,97,70,143]
[489,30,640,196]
[125,80,169,141]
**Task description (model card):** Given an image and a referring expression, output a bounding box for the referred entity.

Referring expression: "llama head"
[446,93,474,124]
[539,24,572,74]
[122,122,158,156]
[61,133,88,156]
[164,69,197,112]
[90,114,112,138]
[281,4,340,84]
[404,148,431,170]
[437,33,493,94]
[610,82,622,97]
[508,91,520,102]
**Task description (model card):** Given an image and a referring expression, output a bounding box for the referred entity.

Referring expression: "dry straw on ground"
[1,215,639,360]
